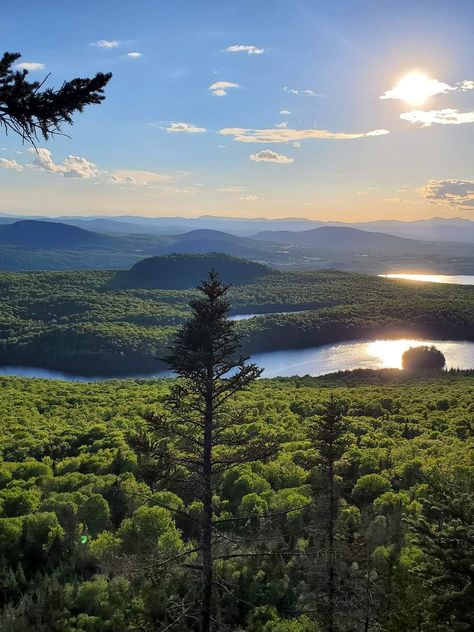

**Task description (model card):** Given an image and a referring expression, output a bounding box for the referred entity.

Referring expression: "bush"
[401,345,446,371]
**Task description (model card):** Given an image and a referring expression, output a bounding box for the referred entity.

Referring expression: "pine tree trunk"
[201,374,214,632]
[327,458,335,632]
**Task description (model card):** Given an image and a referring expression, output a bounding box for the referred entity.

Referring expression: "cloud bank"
[417,179,474,209]
[400,108,474,126]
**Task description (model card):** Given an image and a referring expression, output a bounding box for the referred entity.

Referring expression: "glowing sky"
[0,0,473,220]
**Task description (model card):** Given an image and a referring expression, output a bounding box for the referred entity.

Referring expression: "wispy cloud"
[219,127,389,143]
[216,186,247,193]
[165,122,207,133]
[127,52,142,59]
[275,122,288,128]
[240,194,259,200]
[224,44,264,55]
[280,110,291,115]
[249,150,294,164]
[417,179,474,209]
[0,157,23,171]
[92,39,120,48]
[109,170,173,185]
[284,86,320,97]
[209,81,239,97]
[400,108,474,126]
[15,62,44,71]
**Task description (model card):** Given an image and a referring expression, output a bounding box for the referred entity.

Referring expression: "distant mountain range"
[1,213,473,243]
[0,218,473,274]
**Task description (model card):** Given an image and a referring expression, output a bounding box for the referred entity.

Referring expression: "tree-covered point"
[402,345,446,371]
[0,370,472,630]
[0,267,473,374]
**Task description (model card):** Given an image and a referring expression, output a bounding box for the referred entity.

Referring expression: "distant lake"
[380,274,474,285]
[1,338,472,381]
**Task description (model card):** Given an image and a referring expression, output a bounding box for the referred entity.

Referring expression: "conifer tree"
[136,271,277,632]
[0,52,111,143]
[309,396,349,632]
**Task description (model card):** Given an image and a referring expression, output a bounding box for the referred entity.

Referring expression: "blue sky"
[1,0,473,220]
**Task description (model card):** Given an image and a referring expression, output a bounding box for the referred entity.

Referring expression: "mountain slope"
[253,226,442,252]
[0,220,114,249]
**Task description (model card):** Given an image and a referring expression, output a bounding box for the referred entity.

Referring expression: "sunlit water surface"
[380,274,474,285]
[0,339,472,381]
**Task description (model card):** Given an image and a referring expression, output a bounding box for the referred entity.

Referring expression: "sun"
[381,72,452,105]
[392,72,433,104]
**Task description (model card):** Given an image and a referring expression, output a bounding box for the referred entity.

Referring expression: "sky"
[0,0,473,221]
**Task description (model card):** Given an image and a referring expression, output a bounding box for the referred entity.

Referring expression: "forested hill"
[0,220,114,249]
[112,253,274,289]
[253,226,444,252]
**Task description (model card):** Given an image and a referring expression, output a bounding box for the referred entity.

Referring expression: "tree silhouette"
[401,345,446,371]
[0,52,111,144]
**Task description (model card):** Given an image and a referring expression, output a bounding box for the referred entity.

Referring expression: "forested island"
[1,256,473,375]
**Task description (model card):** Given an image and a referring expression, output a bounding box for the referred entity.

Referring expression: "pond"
[0,338,472,381]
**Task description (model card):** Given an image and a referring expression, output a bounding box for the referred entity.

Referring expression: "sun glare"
[381,71,453,105]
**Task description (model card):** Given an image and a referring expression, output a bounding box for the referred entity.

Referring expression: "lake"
[380,274,474,285]
[1,338,472,381]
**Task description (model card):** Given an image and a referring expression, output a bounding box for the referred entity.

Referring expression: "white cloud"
[92,40,120,48]
[219,126,389,143]
[127,52,142,58]
[216,186,247,193]
[209,81,239,97]
[241,194,259,201]
[0,157,23,171]
[15,62,44,72]
[224,44,264,55]
[459,80,474,91]
[275,121,288,128]
[280,110,291,115]
[284,86,319,97]
[292,141,301,148]
[380,75,455,101]
[400,108,474,126]
[28,148,99,178]
[417,179,474,209]
[249,150,294,164]
[165,122,207,133]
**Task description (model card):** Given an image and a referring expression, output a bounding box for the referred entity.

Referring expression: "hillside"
[112,252,274,289]
[151,229,271,258]
[253,225,437,252]
[0,220,114,249]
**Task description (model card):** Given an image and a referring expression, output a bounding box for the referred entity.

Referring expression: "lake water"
[380,274,474,285]
[1,338,472,381]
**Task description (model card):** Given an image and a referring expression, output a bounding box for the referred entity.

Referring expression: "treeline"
[0,269,473,374]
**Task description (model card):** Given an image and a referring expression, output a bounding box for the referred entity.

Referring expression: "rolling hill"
[0,220,114,249]
[252,225,444,253]
[112,253,274,289]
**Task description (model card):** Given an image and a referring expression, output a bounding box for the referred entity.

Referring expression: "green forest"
[0,370,472,630]
[1,268,473,374]
[0,273,472,631]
